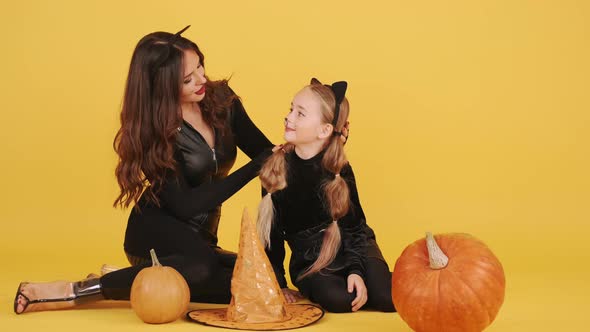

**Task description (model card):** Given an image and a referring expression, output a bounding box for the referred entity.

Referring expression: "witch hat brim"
[187,304,324,330]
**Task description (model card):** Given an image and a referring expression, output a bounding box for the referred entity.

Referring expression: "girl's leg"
[364,256,396,312]
[298,273,355,313]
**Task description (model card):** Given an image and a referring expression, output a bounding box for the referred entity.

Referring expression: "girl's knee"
[313,291,354,313]
[369,292,396,312]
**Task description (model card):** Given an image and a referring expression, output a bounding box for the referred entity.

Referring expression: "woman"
[14,26,273,314]
[257,78,395,313]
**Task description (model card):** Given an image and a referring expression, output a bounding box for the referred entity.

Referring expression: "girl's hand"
[281,287,302,303]
[272,144,284,153]
[347,274,367,311]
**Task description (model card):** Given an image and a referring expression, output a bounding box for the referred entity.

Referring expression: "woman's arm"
[230,92,274,158]
[152,89,273,221]
[152,148,272,221]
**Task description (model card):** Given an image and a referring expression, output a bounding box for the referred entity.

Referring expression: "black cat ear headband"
[152,25,191,74]
[310,78,348,138]
[170,25,190,43]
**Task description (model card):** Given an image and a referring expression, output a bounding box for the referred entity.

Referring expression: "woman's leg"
[100,254,231,303]
[103,213,226,301]
[14,278,103,314]
[15,212,231,313]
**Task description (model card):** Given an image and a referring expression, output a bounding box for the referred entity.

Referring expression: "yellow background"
[1,0,589,331]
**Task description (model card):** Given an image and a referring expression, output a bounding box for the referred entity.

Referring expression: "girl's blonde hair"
[257,79,350,281]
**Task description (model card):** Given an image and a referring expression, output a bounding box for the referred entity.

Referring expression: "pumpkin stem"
[149,249,162,267]
[425,232,449,269]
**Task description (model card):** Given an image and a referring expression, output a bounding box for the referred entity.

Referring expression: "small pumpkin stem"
[149,249,162,267]
[425,232,449,269]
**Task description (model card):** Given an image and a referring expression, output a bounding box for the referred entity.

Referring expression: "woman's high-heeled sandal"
[14,278,103,314]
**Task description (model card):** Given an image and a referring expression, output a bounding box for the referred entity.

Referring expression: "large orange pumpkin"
[130,249,190,324]
[392,232,505,332]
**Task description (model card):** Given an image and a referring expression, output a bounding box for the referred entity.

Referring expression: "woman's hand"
[347,273,367,311]
[281,287,302,303]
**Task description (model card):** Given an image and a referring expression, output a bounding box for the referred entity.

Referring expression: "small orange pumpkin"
[130,249,190,324]
[392,232,505,332]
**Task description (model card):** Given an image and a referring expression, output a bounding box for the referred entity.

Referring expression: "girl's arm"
[339,163,369,279]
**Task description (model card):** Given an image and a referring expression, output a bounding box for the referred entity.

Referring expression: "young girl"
[257,78,395,313]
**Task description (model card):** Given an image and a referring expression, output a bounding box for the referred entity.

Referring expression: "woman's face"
[284,87,331,145]
[180,49,207,104]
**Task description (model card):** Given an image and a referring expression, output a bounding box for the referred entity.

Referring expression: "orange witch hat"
[187,208,324,330]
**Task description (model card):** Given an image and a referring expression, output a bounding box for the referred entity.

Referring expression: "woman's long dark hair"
[113,31,236,209]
